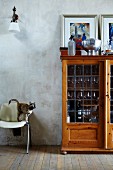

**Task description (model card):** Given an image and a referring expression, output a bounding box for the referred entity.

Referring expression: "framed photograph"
[61,14,98,48]
[101,14,113,51]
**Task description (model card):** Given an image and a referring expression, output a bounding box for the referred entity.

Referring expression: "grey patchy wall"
[0,0,113,145]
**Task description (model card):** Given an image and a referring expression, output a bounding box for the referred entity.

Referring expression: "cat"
[8,99,36,121]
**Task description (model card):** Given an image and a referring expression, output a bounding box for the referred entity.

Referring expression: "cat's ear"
[34,103,36,108]
[8,100,11,104]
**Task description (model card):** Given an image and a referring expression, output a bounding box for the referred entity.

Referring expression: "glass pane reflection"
[67,64,99,123]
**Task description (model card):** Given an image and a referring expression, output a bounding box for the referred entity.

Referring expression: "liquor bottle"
[76,100,82,122]
[67,114,70,123]
[68,35,76,56]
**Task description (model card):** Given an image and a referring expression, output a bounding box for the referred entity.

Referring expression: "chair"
[0,102,33,154]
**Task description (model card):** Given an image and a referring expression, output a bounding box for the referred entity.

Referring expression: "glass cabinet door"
[67,64,99,123]
[105,62,113,149]
[110,65,113,123]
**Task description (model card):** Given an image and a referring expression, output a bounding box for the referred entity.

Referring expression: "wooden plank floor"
[0,146,113,170]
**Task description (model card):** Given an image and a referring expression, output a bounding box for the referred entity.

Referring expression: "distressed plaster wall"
[0,0,113,145]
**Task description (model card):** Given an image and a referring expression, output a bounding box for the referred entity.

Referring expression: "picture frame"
[101,14,113,51]
[61,14,98,48]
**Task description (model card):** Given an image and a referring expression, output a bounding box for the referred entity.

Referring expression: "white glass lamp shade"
[8,22,20,32]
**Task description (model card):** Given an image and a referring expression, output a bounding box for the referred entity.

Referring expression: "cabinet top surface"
[60,49,113,61]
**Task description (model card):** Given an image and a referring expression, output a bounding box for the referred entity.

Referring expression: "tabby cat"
[8,99,36,121]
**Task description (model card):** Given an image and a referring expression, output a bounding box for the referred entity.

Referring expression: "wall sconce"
[8,6,20,32]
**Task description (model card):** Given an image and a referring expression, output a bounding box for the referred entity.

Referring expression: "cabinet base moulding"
[61,147,113,154]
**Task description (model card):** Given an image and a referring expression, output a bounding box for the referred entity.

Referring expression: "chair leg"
[29,124,32,146]
[27,123,30,154]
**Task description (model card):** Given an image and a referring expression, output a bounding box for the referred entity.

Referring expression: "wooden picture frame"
[101,14,113,51]
[61,14,98,47]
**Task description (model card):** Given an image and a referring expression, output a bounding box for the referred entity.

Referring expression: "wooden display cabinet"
[60,49,113,153]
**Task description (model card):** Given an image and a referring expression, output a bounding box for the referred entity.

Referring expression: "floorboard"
[0,146,113,170]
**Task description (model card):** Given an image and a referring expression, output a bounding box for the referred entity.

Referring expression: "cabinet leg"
[61,151,67,155]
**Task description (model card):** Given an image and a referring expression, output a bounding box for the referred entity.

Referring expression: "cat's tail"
[8,99,19,105]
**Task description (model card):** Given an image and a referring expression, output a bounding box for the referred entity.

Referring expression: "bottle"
[68,35,76,56]
[111,40,113,50]
[67,114,70,123]
[76,100,82,122]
